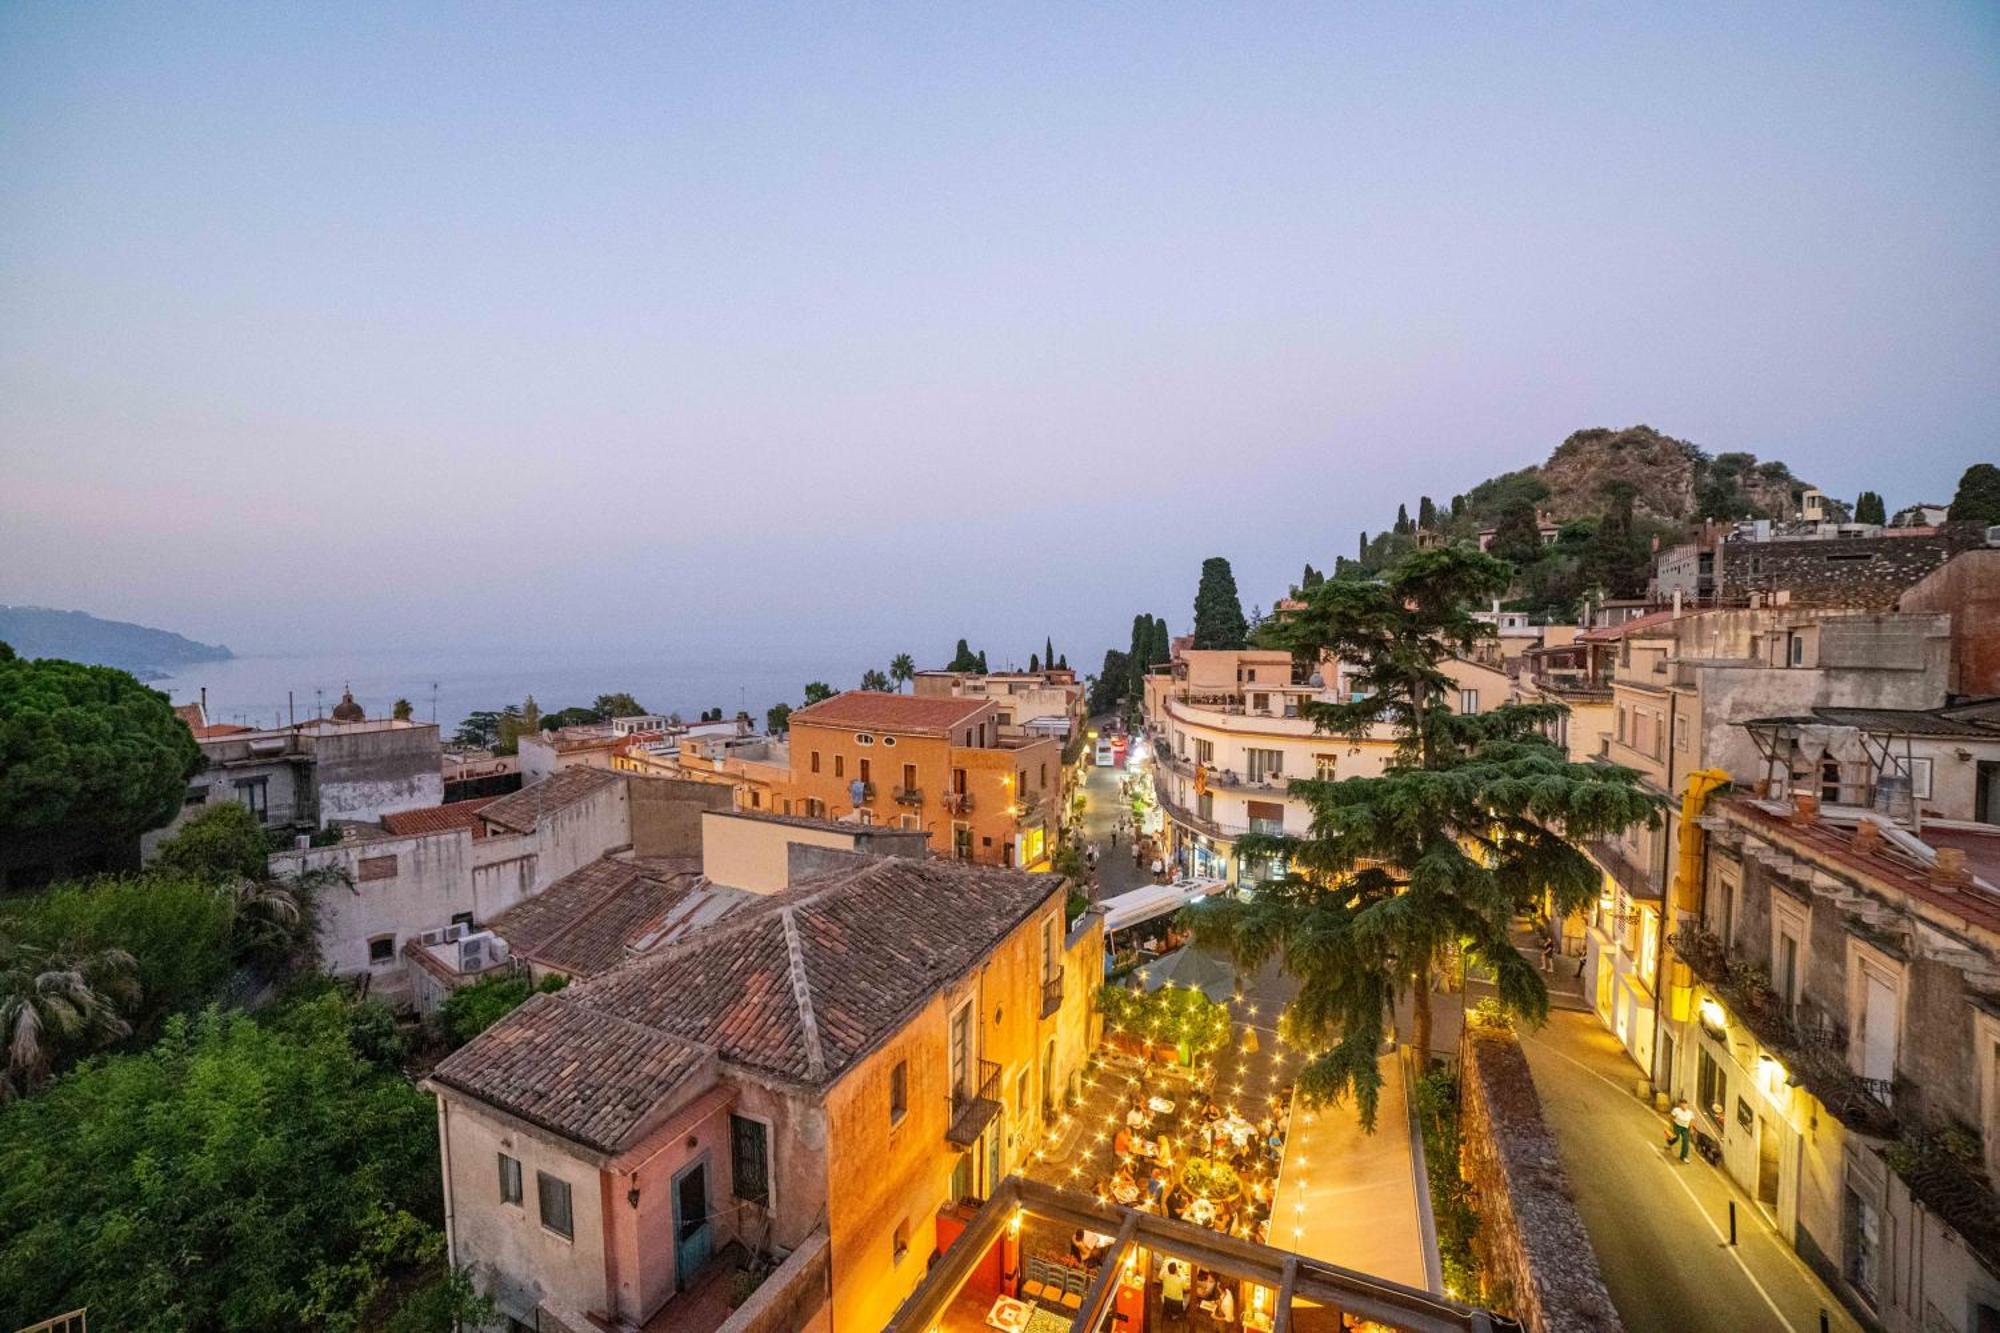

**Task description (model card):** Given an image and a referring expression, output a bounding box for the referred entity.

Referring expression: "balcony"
[1672,925,1899,1138]
[1039,968,1064,1020]
[851,781,876,801]
[893,786,924,807]
[946,1059,1003,1147]
[942,790,974,815]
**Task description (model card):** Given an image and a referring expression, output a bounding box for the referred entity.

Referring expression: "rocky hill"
[0,606,232,680]
[1536,426,1808,524]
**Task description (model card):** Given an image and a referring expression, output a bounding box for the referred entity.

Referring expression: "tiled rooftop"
[432,856,1062,1152]
[790,690,994,735]
[380,796,499,838]
[487,855,751,979]
[479,767,621,833]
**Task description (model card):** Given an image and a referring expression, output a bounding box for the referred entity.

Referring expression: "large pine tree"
[1191,558,1248,650]
[1190,547,1659,1127]
[1949,464,2000,525]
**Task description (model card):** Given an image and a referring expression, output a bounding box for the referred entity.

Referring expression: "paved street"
[1520,1007,1864,1333]
[1074,733,1152,901]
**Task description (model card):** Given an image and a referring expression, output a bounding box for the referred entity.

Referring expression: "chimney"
[1791,792,1820,824]
[1851,820,1882,854]
[1673,588,1684,616]
[1933,846,1971,891]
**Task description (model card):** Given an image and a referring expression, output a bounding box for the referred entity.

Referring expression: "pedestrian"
[1111,828,1119,849]
[1152,855,1165,882]
[1667,1098,1694,1163]
[1540,934,1555,974]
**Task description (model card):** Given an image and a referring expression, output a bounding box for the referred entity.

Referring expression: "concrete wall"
[440,1095,612,1327]
[629,776,735,858]
[1459,1019,1624,1333]
[1899,549,2000,698]
[315,722,445,823]
[715,1228,831,1333]
[705,812,873,893]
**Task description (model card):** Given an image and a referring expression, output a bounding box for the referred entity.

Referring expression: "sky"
[3,2,1997,675]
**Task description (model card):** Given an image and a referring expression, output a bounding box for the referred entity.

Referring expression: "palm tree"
[859,668,892,692]
[890,653,916,693]
[0,939,140,1098]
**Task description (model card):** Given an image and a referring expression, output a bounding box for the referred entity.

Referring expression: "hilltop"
[0,606,232,680]
[1464,425,1811,527]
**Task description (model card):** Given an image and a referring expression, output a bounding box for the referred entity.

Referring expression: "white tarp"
[1100,878,1225,933]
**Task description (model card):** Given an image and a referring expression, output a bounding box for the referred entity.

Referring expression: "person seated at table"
[1264,1125,1284,1164]
[1192,1122,1214,1155]
[1251,1216,1270,1246]
[1114,1125,1134,1158]
[1126,1101,1148,1131]
[1147,1167,1168,1206]
[1071,1228,1094,1265]
[1192,1269,1220,1313]
[1213,1283,1237,1326]
[1201,1101,1222,1124]
[1166,1184,1192,1220]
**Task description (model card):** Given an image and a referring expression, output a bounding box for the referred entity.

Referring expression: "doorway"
[672,1158,713,1288]
[1756,1115,1781,1211]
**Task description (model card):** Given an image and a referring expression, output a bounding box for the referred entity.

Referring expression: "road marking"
[1524,1029,1806,1333]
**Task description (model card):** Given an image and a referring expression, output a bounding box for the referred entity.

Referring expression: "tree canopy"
[1190,546,1659,1127]
[0,657,201,851]
[1191,557,1248,650]
[1949,463,2000,525]
[766,702,792,734]
[0,993,455,1332]
[802,681,835,705]
[947,639,981,672]
[151,802,269,882]
[1855,490,1886,526]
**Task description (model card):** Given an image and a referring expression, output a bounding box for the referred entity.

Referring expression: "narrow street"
[1520,1007,1864,1333]
[1073,739,1152,901]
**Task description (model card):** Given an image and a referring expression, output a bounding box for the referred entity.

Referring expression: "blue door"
[673,1159,713,1287]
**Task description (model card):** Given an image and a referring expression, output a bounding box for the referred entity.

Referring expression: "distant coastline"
[0,605,233,680]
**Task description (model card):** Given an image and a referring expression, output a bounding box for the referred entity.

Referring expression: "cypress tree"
[1191,557,1249,650]
[1044,636,1055,671]
[976,649,988,673]
[1394,503,1412,535]
[1028,653,1040,673]
[1854,491,1886,525]
[1417,496,1437,530]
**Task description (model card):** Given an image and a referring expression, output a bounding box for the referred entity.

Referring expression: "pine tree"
[1152,618,1171,676]
[1854,491,1886,525]
[1190,547,1658,1126]
[1417,496,1437,530]
[1948,464,2000,525]
[1191,558,1248,650]
[1450,495,1466,518]
[1489,500,1543,567]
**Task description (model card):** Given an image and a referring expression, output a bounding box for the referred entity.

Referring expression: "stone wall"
[1460,1019,1624,1333]
[1719,524,1985,611]
[716,1229,832,1333]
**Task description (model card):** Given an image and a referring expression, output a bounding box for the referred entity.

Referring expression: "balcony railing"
[1040,968,1064,1020]
[946,1059,1003,1147]
[1672,925,1899,1137]
[942,790,974,815]
[893,786,924,806]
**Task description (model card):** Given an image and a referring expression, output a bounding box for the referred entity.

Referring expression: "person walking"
[1667,1098,1695,1163]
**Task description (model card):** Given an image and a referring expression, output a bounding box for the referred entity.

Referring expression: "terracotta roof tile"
[436,856,1066,1151]
[487,855,751,979]
[380,796,499,838]
[480,768,621,833]
[790,690,994,735]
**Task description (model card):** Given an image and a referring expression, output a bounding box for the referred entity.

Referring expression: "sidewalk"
[1518,1008,1864,1333]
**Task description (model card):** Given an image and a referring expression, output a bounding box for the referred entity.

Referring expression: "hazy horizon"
[5,4,1996,673]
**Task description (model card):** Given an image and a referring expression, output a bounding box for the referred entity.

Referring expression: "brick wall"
[1719,524,1985,611]
[1460,1019,1624,1333]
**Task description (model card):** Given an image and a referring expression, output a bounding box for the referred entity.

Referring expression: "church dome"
[330,687,365,723]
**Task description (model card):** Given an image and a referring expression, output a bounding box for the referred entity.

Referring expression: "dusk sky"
[4,3,1996,673]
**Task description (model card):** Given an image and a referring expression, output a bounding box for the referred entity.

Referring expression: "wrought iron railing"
[893,786,924,806]
[1040,968,1064,1019]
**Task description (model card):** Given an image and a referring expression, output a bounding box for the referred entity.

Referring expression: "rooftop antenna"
[314,687,324,720]
[431,681,439,724]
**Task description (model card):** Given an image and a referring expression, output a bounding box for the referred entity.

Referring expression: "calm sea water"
[153,647,879,736]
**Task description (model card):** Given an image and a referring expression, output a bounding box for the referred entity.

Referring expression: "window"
[536,1171,574,1239]
[892,1218,910,1263]
[1616,707,1628,744]
[810,751,821,774]
[889,1060,908,1124]
[498,1152,523,1205]
[367,935,396,964]
[1673,716,1688,751]
[1246,749,1283,783]
[1015,1069,1030,1118]
[452,910,474,927]
[1315,753,1338,781]
[903,762,918,791]
[1039,762,1047,787]
[834,754,845,778]
[1458,689,1479,715]
[1777,932,1800,1012]
[730,1114,770,1209]
[858,757,871,784]
[233,777,269,822]
[1789,634,1805,667]
[882,735,897,747]
[856,732,874,746]
[1907,757,1934,801]
[357,854,398,882]
[1251,692,1271,713]
[899,814,920,830]
[1845,1187,1880,1302]
[1194,738,1214,764]
[1697,1045,1728,1129]
[1197,792,1214,822]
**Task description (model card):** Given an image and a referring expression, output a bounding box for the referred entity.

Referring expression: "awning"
[1135,946,1236,1004]
[1100,878,1226,933]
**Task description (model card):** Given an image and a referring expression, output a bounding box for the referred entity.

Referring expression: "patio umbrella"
[1136,946,1236,1005]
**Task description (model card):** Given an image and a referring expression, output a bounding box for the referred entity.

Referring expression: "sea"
[152,646,882,737]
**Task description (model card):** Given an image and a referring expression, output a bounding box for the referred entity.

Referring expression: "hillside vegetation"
[0,606,232,679]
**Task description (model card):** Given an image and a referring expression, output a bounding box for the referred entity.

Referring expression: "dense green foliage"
[0,656,201,848]
[1089,649,1131,714]
[1854,491,1887,525]
[1191,556,1248,650]
[890,653,916,691]
[947,639,981,672]
[802,680,835,705]
[1949,463,2000,524]
[0,994,448,1332]
[766,702,792,734]
[151,802,270,881]
[434,970,568,1050]
[1414,1066,1482,1304]
[1098,981,1230,1061]
[1192,547,1659,1127]
[859,668,892,692]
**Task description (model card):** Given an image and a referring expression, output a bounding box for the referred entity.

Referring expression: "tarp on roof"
[1135,946,1236,1004]
[1100,878,1225,933]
